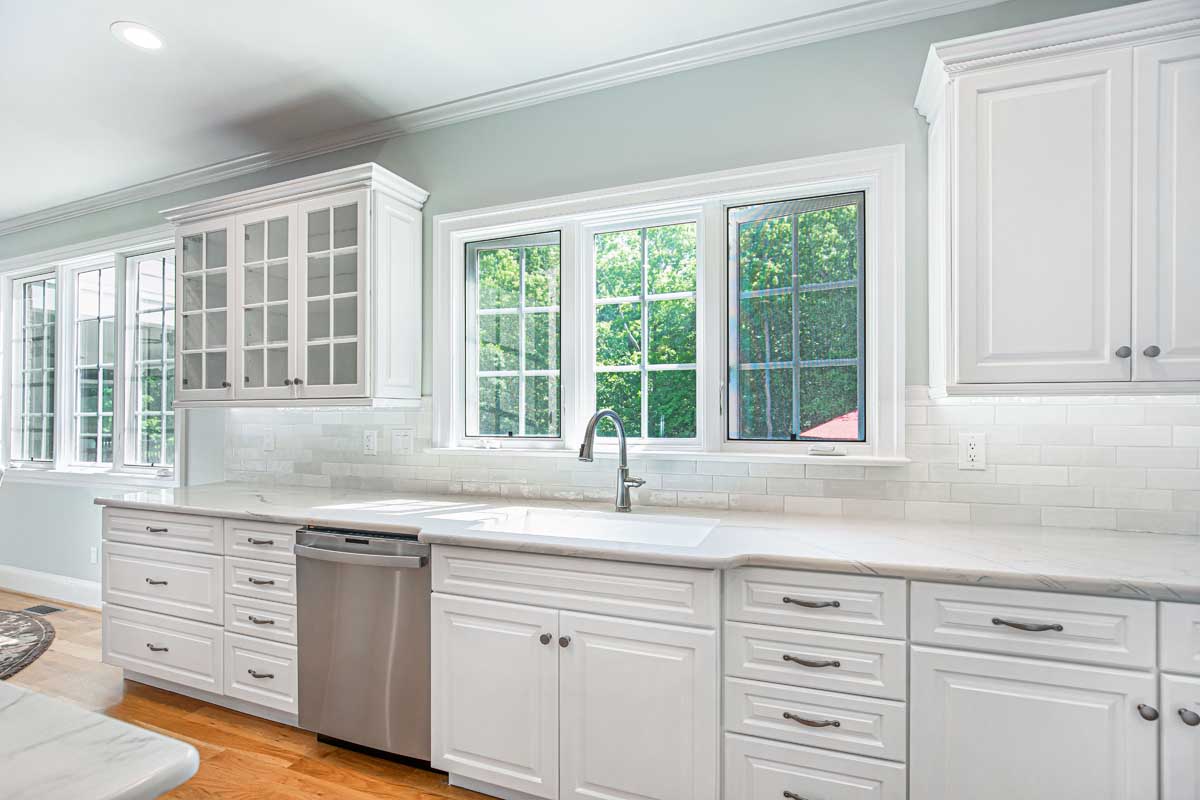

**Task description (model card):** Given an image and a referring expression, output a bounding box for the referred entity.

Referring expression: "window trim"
[432,146,906,464]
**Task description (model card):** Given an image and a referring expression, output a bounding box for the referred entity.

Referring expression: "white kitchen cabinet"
[917,2,1200,394]
[163,164,426,407]
[1163,673,1200,800]
[911,645,1159,800]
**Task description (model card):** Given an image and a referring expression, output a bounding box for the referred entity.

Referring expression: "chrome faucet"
[579,409,645,512]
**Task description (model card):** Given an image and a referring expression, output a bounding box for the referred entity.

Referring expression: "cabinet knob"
[1180,708,1200,727]
[293,377,304,386]
[222,381,232,389]
[283,378,293,386]
[1143,345,1161,358]
[558,636,571,648]
[1137,704,1160,722]
[1115,346,1132,359]
[539,633,552,645]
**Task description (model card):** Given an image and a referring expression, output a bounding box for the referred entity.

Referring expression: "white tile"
[635,459,697,475]
[1067,405,1145,425]
[806,465,866,480]
[1042,507,1116,529]
[986,445,1042,465]
[712,476,767,494]
[729,494,785,513]
[970,504,1042,525]
[906,501,971,523]
[661,474,714,492]
[1041,446,1117,467]
[994,405,1066,425]
[885,482,951,501]
[1147,469,1200,490]
[1019,485,1094,508]
[1116,510,1198,535]
[866,462,929,482]
[1093,426,1172,447]
[823,479,888,499]
[1115,447,1198,468]
[749,463,808,478]
[697,461,750,476]
[1093,488,1173,511]
[905,406,928,425]
[906,444,958,463]
[765,477,823,496]
[783,497,843,516]
[1175,427,1200,446]
[841,499,905,519]
[995,465,1069,486]
[1172,491,1200,511]
[906,425,950,444]
[1068,466,1147,488]
[927,405,995,425]
[951,484,1021,504]
[1016,425,1094,445]
[677,491,729,509]
[1144,406,1200,426]
[927,464,998,484]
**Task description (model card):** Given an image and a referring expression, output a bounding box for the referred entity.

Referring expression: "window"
[728,193,865,442]
[465,232,561,438]
[129,251,176,467]
[73,266,117,464]
[593,223,697,439]
[12,275,56,463]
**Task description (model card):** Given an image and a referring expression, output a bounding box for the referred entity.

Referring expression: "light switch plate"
[958,432,987,470]
[262,430,275,452]
[363,430,379,456]
[391,428,415,456]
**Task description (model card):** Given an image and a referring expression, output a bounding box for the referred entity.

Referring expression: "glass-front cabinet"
[165,165,426,407]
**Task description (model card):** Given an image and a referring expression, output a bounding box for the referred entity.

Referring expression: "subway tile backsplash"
[224,387,1200,536]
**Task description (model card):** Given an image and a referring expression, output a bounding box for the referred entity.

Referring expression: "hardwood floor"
[1,590,489,799]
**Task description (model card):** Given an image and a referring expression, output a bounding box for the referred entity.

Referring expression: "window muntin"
[13,276,56,463]
[129,251,176,467]
[465,231,561,438]
[727,192,866,442]
[73,266,117,464]
[593,222,697,440]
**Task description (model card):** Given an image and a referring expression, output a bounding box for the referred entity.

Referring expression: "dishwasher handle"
[294,543,427,569]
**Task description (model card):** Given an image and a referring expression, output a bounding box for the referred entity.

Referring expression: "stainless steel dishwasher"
[295,527,431,762]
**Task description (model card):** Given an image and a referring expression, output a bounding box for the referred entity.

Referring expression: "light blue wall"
[0,0,1134,584]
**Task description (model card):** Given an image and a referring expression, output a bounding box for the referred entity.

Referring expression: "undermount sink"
[467,507,718,546]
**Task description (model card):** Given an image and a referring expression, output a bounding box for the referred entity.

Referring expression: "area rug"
[0,609,55,680]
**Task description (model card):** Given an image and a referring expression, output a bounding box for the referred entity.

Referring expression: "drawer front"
[225,557,296,604]
[1161,602,1200,675]
[724,733,906,800]
[224,520,297,564]
[103,541,223,624]
[911,582,1155,669]
[726,567,906,639]
[224,595,298,646]
[725,621,907,701]
[103,506,222,554]
[724,677,906,761]
[224,632,298,715]
[102,604,222,693]
[432,545,718,627]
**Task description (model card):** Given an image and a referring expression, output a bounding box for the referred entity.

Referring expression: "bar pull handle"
[247,616,275,625]
[145,526,169,533]
[248,669,274,680]
[145,578,168,586]
[783,597,840,609]
[992,617,1063,633]
[782,711,840,728]
[783,654,841,669]
[146,644,169,652]
[247,538,275,546]
[783,792,807,800]
[248,577,276,586]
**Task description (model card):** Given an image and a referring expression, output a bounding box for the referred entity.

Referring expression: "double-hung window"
[128,251,177,468]
[12,274,57,463]
[73,266,117,464]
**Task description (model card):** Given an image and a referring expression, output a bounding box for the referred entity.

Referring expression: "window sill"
[1,467,178,489]
[425,446,910,467]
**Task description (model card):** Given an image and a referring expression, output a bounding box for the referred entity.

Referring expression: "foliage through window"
[594,222,698,440]
[13,275,56,462]
[728,193,865,442]
[130,251,176,467]
[466,232,561,438]
[74,267,116,464]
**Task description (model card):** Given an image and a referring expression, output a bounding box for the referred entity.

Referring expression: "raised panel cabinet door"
[955,49,1133,384]
[558,612,718,800]
[176,217,236,401]
[1135,35,1200,382]
[431,594,559,799]
[911,646,1158,800]
[234,204,298,400]
[1163,673,1200,800]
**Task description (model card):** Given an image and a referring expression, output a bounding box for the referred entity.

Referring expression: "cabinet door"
[297,191,368,398]
[955,49,1133,384]
[1134,35,1200,382]
[176,218,235,400]
[911,646,1158,800]
[559,612,718,800]
[1163,673,1200,800]
[235,205,297,399]
[431,594,559,799]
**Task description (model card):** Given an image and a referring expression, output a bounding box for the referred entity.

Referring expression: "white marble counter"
[96,482,1200,601]
[0,681,198,800]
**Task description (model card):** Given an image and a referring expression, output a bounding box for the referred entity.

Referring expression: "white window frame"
[0,226,185,486]
[432,146,906,464]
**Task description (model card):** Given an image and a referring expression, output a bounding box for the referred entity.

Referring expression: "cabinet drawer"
[224,632,298,715]
[224,595,297,646]
[725,621,907,701]
[724,677,906,761]
[103,542,223,624]
[724,733,906,800]
[725,567,906,639]
[103,604,222,693]
[103,507,222,554]
[1161,602,1200,675]
[224,520,297,564]
[225,557,296,604]
[911,582,1155,669]
[432,545,718,627]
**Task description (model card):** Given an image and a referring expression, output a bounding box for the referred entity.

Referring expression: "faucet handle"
[624,475,646,488]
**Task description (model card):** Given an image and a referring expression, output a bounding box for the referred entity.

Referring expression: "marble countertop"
[0,681,198,800]
[96,482,1200,601]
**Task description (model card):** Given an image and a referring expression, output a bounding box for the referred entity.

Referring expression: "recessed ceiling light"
[111,21,164,51]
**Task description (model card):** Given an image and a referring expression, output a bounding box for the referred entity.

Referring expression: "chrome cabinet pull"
[783,654,841,669]
[1116,346,1132,358]
[992,617,1062,633]
[145,526,169,533]
[1138,704,1160,721]
[247,538,275,546]
[782,596,840,609]
[248,577,276,586]
[1179,708,1200,727]
[247,669,274,680]
[1144,345,1161,358]
[247,615,275,625]
[782,711,840,728]
[783,792,807,800]
[539,633,552,645]
[146,643,168,652]
[559,636,571,648]
[145,578,168,586]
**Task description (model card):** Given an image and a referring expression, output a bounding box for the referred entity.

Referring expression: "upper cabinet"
[165,164,426,407]
[917,0,1200,395]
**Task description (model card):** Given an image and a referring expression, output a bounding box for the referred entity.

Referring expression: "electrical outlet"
[262,430,275,452]
[391,428,415,456]
[363,430,379,456]
[89,547,99,565]
[958,432,987,470]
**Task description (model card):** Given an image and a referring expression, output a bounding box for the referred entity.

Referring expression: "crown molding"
[0,223,173,275]
[916,0,1200,120]
[0,0,1002,239]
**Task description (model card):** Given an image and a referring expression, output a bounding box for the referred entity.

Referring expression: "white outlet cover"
[391,428,415,456]
[958,432,987,470]
[262,430,275,452]
[89,546,99,564]
[363,430,379,456]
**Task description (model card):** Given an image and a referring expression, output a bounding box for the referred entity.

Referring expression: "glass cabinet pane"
[302,200,361,391]
[240,213,293,396]
[179,225,232,394]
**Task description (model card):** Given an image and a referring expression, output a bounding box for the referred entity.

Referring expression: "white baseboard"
[0,564,101,609]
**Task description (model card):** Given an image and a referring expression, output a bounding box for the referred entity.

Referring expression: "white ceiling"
[0,0,995,230]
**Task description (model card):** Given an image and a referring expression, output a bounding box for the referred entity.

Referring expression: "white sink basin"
[467,507,718,546]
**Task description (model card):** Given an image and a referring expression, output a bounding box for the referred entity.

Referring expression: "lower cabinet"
[1163,673,1200,800]
[431,593,717,800]
[725,732,907,800]
[911,646,1159,800]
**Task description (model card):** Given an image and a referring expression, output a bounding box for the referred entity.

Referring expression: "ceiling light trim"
[1,0,1003,238]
